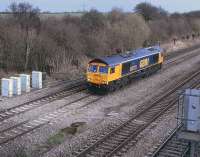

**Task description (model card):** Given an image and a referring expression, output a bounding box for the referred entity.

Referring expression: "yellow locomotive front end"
[87,62,109,91]
[87,55,123,92]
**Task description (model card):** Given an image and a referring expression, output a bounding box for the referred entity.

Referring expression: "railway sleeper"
[4,132,14,137]
[94,147,111,153]
[0,136,5,139]
[164,146,188,154]
[120,127,135,133]
[138,115,156,121]
[143,112,161,118]
[157,153,180,157]
[9,129,21,134]
[166,142,188,148]
[128,122,143,127]
[88,139,99,144]
[170,137,186,143]
[121,126,137,131]
[102,140,118,146]
[116,132,130,137]
[160,147,186,155]
[102,141,119,147]
[5,110,16,114]
[5,111,14,115]
[14,127,26,133]
[132,119,147,125]
[123,125,138,130]
[127,140,137,146]
[85,154,96,157]
[147,108,163,113]
[120,146,129,153]
[89,150,107,156]
[22,105,34,109]
[109,137,125,143]
[112,134,127,139]
[148,107,163,113]
[0,113,7,118]
[168,140,188,146]
[14,107,26,112]
[98,144,116,150]
[17,126,29,131]
[116,152,125,157]
[158,150,183,157]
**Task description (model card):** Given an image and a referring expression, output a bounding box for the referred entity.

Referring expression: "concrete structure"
[177,89,200,157]
[10,77,21,95]
[20,74,30,92]
[184,89,200,132]
[32,71,42,89]
[1,78,13,97]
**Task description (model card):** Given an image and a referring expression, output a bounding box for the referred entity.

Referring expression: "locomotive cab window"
[88,65,98,73]
[99,66,108,74]
[110,67,115,74]
[152,54,159,63]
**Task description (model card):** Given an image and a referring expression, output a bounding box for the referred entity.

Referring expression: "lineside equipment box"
[20,74,30,92]
[184,89,200,132]
[1,78,13,97]
[32,71,42,89]
[10,77,21,95]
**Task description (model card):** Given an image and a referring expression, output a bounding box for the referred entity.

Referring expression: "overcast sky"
[0,0,200,13]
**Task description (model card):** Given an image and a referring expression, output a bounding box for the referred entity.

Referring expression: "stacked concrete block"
[10,77,21,95]
[1,78,13,97]
[20,74,30,92]
[32,71,42,89]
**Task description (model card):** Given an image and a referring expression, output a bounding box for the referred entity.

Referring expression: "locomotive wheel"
[115,80,121,90]
[108,84,115,92]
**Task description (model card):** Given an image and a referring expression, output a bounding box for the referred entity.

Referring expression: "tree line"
[0,2,200,75]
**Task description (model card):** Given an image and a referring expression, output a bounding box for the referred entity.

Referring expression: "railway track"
[0,44,198,122]
[43,77,84,88]
[148,124,190,157]
[0,93,102,146]
[0,43,199,155]
[165,43,200,61]
[164,47,200,67]
[72,70,200,157]
[0,80,86,122]
[148,84,200,157]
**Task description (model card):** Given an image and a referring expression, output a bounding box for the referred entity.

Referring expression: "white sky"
[0,0,200,13]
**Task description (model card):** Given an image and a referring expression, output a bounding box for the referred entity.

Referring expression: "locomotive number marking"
[130,65,137,71]
[140,58,149,68]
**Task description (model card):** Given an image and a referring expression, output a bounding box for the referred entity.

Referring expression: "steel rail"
[74,70,200,157]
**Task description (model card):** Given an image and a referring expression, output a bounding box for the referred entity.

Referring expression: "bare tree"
[81,9,106,33]
[9,2,41,70]
[135,2,168,21]
[107,8,125,24]
[1,1,200,76]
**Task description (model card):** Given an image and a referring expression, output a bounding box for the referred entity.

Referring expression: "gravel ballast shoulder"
[0,51,200,157]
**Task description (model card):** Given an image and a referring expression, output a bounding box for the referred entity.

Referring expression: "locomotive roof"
[90,46,162,66]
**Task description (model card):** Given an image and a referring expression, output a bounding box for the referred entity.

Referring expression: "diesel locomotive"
[87,46,164,92]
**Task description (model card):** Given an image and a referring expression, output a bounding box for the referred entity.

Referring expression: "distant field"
[0,12,85,19]
[40,12,84,19]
